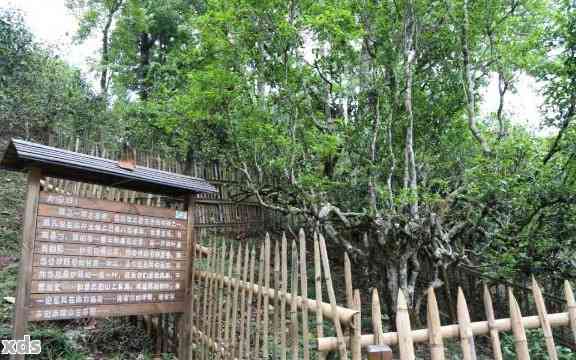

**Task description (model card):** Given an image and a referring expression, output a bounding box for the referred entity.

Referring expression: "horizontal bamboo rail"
[316,311,572,352]
[195,270,357,324]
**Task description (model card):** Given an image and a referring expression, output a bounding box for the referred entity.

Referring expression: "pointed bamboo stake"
[371,288,384,345]
[215,244,228,354]
[290,241,300,360]
[457,288,477,360]
[200,241,213,359]
[204,244,216,356]
[254,244,265,357]
[188,241,199,358]
[263,235,272,359]
[208,244,224,352]
[564,280,576,342]
[344,252,354,307]
[299,230,310,360]
[273,240,281,358]
[213,244,225,345]
[223,245,236,354]
[318,233,348,358]
[396,290,415,360]
[351,289,362,360]
[244,247,256,359]
[313,235,326,360]
[483,284,503,360]
[427,288,445,360]
[280,233,288,360]
[532,277,557,359]
[230,244,243,357]
[205,244,218,354]
[238,243,250,359]
[509,289,530,360]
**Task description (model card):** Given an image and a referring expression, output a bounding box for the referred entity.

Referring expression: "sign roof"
[1,139,217,196]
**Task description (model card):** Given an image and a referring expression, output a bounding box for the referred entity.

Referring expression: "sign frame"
[10,168,199,360]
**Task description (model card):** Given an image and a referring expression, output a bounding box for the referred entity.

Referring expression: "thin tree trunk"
[100,0,122,95]
[462,0,491,154]
[403,0,418,219]
[495,69,511,139]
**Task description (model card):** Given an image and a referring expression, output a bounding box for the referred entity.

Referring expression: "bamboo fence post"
[427,288,445,360]
[215,244,227,355]
[206,244,220,353]
[254,244,265,357]
[318,233,349,358]
[457,288,477,360]
[274,240,281,358]
[223,245,235,352]
[299,229,310,360]
[213,244,226,353]
[290,241,300,360]
[281,233,288,360]
[313,234,326,360]
[201,243,212,360]
[230,244,243,357]
[238,243,250,359]
[204,243,216,357]
[371,288,384,345]
[200,241,213,359]
[188,242,198,358]
[531,277,557,359]
[564,280,576,342]
[483,284,503,360]
[245,247,256,359]
[396,290,415,360]
[351,289,362,360]
[509,289,530,360]
[344,252,354,308]
[193,246,203,360]
[73,137,80,194]
[263,234,272,359]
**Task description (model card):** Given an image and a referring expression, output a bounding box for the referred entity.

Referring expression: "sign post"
[11,168,41,360]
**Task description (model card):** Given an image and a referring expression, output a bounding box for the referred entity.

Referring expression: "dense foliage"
[3,0,576,322]
[0,8,117,143]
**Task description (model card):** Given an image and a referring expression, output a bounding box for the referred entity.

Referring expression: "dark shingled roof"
[0,139,217,196]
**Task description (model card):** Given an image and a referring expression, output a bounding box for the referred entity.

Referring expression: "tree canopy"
[0,8,120,143]
[3,0,576,320]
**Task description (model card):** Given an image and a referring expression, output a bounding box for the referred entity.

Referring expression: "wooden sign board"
[25,191,191,321]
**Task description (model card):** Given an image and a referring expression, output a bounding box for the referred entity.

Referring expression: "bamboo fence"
[192,230,576,360]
